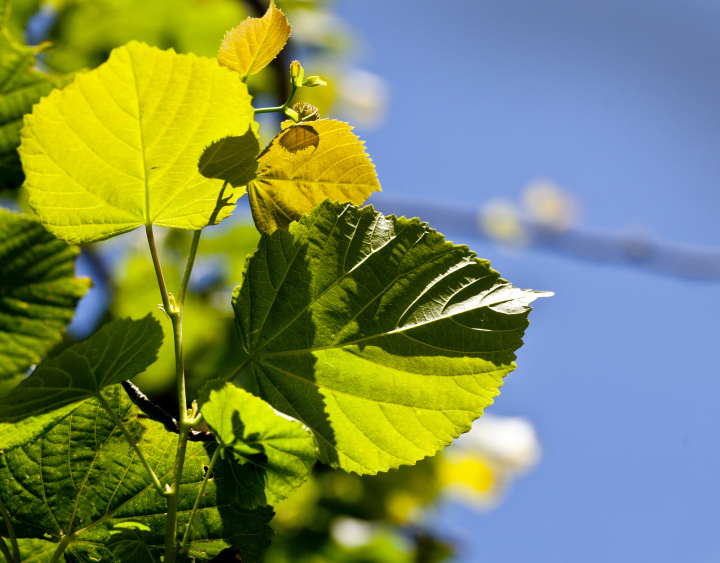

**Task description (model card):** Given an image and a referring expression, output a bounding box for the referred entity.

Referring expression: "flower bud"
[289,61,305,88]
[302,75,327,88]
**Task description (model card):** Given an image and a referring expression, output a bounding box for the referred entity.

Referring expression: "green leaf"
[199,380,318,508]
[0,208,89,383]
[19,40,255,244]
[248,120,381,235]
[232,200,550,475]
[14,538,58,562]
[0,385,275,563]
[105,522,158,563]
[198,127,261,188]
[0,0,72,190]
[217,0,291,80]
[0,315,162,450]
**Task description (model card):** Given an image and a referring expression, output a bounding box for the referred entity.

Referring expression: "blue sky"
[334,1,720,561]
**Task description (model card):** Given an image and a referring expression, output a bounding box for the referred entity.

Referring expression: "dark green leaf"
[0,316,162,450]
[0,385,274,563]
[232,200,550,474]
[0,208,89,383]
[0,0,72,190]
[199,380,317,508]
[105,522,157,563]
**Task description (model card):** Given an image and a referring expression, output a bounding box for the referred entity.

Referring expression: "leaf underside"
[248,119,381,235]
[19,41,255,244]
[0,385,274,563]
[232,200,549,475]
[199,380,318,508]
[217,0,291,79]
[0,208,89,383]
[0,315,163,450]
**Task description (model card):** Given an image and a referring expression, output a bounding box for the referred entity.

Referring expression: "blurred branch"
[372,194,720,282]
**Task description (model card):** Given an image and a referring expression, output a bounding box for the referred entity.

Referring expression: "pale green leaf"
[0,208,89,382]
[199,380,317,508]
[0,0,72,189]
[19,41,255,243]
[217,0,291,80]
[0,385,274,563]
[248,120,381,234]
[14,538,58,562]
[232,200,550,474]
[0,315,162,450]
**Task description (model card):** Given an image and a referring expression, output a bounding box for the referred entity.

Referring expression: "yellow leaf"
[218,0,291,80]
[248,119,381,234]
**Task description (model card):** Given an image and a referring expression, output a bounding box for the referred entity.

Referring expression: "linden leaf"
[0,208,89,383]
[0,0,72,190]
[232,200,550,475]
[199,380,317,508]
[0,386,275,563]
[248,119,381,234]
[19,41,255,244]
[218,0,291,80]
[0,315,162,450]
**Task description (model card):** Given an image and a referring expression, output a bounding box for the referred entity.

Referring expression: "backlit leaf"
[199,380,317,508]
[232,200,550,474]
[0,315,162,450]
[0,385,274,563]
[248,120,380,235]
[0,0,72,190]
[19,41,255,244]
[218,0,291,80]
[0,208,89,383]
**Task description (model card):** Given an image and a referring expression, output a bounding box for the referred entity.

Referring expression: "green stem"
[224,353,255,382]
[48,535,74,563]
[254,83,299,121]
[0,497,19,563]
[178,230,202,308]
[96,393,167,497]
[157,228,204,563]
[179,445,222,552]
[0,538,12,563]
[145,225,173,315]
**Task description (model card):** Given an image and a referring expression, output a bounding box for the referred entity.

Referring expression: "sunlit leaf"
[19,41,255,243]
[232,200,550,474]
[0,0,72,189]
[199,380,317,508]
[0,208,89,383]
[248,120,380,234]
[217,0,291,80]
[0,385,274,563]
[0,315,162,450]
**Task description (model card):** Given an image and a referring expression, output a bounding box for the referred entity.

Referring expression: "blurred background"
[2,0,720,561]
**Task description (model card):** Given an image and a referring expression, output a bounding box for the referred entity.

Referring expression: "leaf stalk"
[95,393,168,497]
[179,445,222,553]
[254,83,299,121]
[0,497,19,563]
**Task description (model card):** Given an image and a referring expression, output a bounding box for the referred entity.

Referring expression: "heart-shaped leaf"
[248,120,381,234]
[232,200,550,474]
[19,41,255,243]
